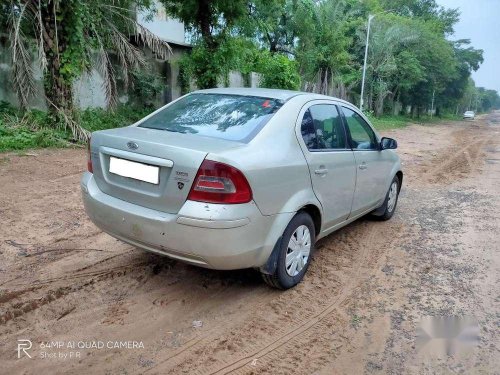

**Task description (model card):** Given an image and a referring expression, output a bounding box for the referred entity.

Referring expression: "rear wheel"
[262,212,315,289]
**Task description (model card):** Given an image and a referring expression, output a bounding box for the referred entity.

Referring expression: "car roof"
[193,87,355,107]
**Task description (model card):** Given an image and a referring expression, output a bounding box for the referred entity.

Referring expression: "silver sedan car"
[463,111,475,120]
[81,88,402,289]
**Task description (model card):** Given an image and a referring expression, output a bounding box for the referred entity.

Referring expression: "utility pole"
[360,14,374,111]
[360,10,393,111]
[430,89,435,119]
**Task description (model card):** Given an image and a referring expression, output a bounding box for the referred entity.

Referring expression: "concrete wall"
[216,71,262,89]
[1,5,268,111]
[0,43,46,110]
[1,42,264,111]
[250,72,262,88]
[0,42,188,110]
[228,71,245,87]
[73,70,107,109]
[160,48,186,103]
[0,3,190,111]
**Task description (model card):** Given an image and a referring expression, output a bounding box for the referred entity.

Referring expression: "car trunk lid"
[90,126,244,214]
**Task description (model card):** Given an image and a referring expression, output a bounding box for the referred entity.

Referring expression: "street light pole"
[360,14,374,111]
[360,10,394,111]
[430,89,435,119]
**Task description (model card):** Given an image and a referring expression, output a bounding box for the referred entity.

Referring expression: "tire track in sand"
[146,221,406,374]
[203,223,406,375]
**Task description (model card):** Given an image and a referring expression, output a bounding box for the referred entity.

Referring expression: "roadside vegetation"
[366,112,461,130]
[167,0,500,117]
[1,0,499,152]
[0,100,459,153]
[0,102,151,152]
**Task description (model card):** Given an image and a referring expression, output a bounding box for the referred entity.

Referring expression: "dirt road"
[1,113,499,374]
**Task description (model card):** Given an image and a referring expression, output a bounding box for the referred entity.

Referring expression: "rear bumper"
[81,172,293,270]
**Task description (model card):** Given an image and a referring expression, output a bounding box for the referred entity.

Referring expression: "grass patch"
[78,106,152,132]
[0,102,153,153]
[0,100,465,153]
[0,110,67,151]
[367,113,462,131]
[367,115,410,131]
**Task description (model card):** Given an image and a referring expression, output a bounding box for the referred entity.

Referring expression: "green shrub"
[0,126,65,150]
[128,68,165,108]
[179,37,301,91]
[257,53,301,90]
[366,113,462,131]
[181,38,237,89]
[0,104,154,152]
[78,106,152,132]
[0,101,17,116]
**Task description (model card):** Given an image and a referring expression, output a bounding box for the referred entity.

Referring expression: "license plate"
[109,157,159,184]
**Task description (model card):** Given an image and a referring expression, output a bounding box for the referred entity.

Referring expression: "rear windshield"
[139,93,284,142]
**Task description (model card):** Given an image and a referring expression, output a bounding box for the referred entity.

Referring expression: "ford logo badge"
[127,141,138,150]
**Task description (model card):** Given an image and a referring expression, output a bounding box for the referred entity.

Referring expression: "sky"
[437,0,500,93]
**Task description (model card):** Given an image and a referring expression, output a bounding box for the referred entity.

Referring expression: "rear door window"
[300,104,346,150]
[139,93,284,142]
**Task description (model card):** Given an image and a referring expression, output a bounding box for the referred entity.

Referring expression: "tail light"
[87,137,93,173]
[187,160,252,204]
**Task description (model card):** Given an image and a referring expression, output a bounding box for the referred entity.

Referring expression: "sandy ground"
[0,112,499,374]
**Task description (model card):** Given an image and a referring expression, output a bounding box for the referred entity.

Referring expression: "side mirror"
[380,137,397,150]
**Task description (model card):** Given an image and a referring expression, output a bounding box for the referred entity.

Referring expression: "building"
[0,3,191,110]
[135,2,192,104]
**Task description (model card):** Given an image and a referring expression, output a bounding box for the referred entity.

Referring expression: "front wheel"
[372,176,400,221]
[262,212,316,289]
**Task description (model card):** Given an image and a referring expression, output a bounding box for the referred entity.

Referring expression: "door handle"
[314,168,328,175]
[359,163,368,170]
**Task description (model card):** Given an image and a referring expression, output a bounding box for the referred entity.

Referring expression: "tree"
[296,0,359,96]
[161,0,247,88]
[359,15,421,115]
[404,26,457,116]
[380,0,459,34]
[438,40,483,112]
[479,88,500,112]
[256,52,300,90]
[4,0,494,125]
[6,0,171,139]
[161,0,246,47]
[242,0,297,54]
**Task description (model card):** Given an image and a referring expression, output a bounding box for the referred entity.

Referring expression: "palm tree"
[6,0,171,140]
[296,0,354,97]
[358,16,420,115]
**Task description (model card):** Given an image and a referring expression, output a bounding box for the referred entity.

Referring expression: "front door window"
[342,107,378,150]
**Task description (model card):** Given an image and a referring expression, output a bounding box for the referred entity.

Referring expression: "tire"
[372,175,400,221]
[262,212,316,289]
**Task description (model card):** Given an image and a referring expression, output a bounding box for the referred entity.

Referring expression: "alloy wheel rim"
[387,182,398,213]
[286,225,311,277]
